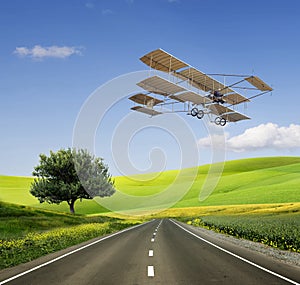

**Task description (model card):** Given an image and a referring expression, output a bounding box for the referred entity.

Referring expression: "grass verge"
[0,202,142,269]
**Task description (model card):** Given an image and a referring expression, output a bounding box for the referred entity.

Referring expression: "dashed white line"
[148,250,154,257]
[151,238,155,242]
[147,265,155,277]
[153,232,156,236]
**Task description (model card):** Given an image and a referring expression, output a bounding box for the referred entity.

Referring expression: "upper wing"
[174,67,232,94]
[245,76,273,91]
[140,48,189,73]
[140,49,249,105]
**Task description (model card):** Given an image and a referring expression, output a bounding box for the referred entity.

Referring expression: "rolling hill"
[0,156,300,215]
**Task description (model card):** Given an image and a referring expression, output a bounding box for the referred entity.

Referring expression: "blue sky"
[1,0,300,176]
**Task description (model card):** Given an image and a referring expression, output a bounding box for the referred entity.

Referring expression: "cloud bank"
[198,123,300,152]
[14,45,82,59]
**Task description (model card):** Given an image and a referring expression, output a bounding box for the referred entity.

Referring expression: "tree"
[30,148,115,214]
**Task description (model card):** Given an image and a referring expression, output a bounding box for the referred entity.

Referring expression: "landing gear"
[215,117,226,126]
[190,108,204,120]
[191,107,198,117]
[190,109,226,126]
[197,110,204,119]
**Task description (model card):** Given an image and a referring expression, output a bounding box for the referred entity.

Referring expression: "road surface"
[1,219,299,284]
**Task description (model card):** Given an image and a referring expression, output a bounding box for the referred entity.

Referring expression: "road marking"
[149,250,154,257]
[151,238,155,242]
[0,221,154,285]
[171,220,300,285]
[153,232,156,236]
[147,265,155,277]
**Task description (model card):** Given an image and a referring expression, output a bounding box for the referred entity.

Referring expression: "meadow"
[1,156,300,214]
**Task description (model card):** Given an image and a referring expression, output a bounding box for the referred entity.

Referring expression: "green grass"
[1,156,300,214]
[0,201,140,240]
[0,175,107,214]
[0,176,36,205]
[148,202,300,218]
[0,202,143,269]
[114,156,300,211]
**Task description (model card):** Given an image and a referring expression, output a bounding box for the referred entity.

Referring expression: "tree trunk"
[68,199,76,214]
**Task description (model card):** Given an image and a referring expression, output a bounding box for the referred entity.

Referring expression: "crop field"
[182,213,300,253]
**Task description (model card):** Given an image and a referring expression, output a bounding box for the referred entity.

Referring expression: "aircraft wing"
[223,92,250,105]
[208,104,234,115]
[169,91,212,105]
[245,76,273,91]
[209,104,250,122]
[129,93,163,107]
[137,75,186,96]
[174,67,234,95]
[221,111,250,122]
[131,106,162,116]
[140,48,189,73]
[140,49,243,96]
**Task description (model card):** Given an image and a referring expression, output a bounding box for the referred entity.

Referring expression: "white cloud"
[198,123,300,152]
[101,9,113,15]
[85,2,94,9]
[197,133,229,149]
[14,45,82,59]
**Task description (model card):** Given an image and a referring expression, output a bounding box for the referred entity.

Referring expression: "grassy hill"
[1,156,300,215]
[114,156,300,209]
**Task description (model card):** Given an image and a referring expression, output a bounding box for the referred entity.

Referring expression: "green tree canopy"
[30,148,115,214]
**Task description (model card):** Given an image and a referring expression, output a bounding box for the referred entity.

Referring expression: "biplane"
[129,49,273,126]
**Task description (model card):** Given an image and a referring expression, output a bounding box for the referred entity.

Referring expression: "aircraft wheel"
[220,118,227,126]
[215,117,221,125]
[197,110,204,119]
[191,107,198,117]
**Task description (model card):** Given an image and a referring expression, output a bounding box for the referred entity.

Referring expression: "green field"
[1,156,300,215]
[1,157,300,268]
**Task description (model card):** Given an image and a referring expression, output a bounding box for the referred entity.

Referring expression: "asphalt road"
[1,219,299,285]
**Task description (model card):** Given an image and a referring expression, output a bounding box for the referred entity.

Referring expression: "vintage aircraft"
[129,49,273,126]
